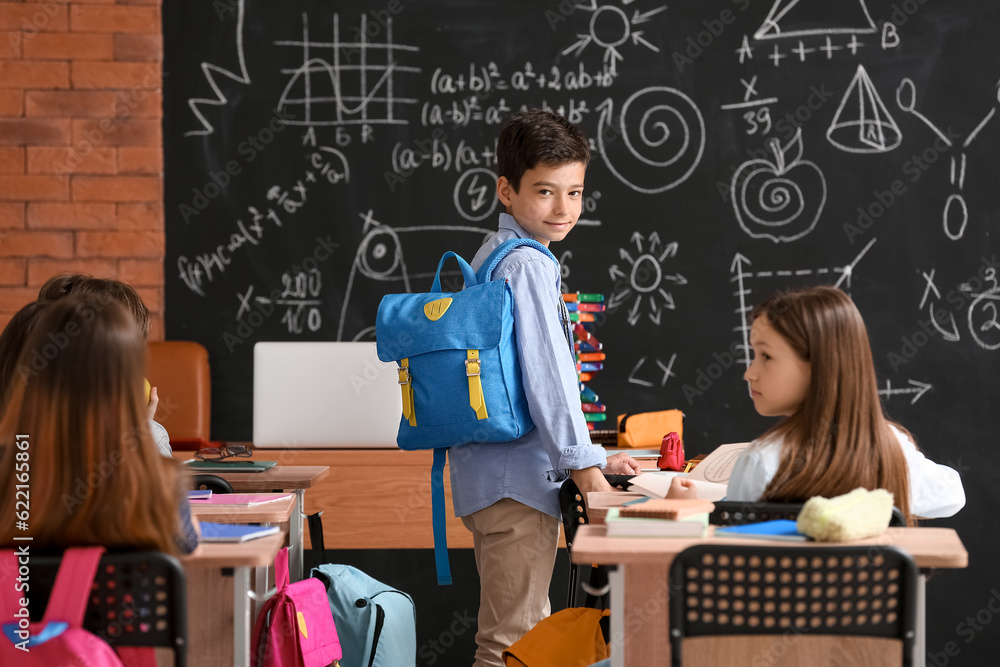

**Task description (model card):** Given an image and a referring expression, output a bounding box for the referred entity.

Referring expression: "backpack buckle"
[397,367,411,384]
[464,358,481,376]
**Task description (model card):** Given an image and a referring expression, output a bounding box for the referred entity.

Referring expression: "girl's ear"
[497,176,513,207]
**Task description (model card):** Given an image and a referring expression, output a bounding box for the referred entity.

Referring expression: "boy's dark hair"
[496,109,590,193]
[38,273,151,339]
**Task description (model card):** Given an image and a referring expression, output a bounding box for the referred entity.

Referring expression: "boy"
[448,109,640,667]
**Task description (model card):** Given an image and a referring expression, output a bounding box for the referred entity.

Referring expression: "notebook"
[714,519,809,542]
[187,493,294,505]
[253,342,402,448]
[184,460,277,473]
[198,522,281,543]
[618,499,716,520]
[604,508,709,538]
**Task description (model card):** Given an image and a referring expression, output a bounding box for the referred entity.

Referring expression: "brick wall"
[0,0,165,339]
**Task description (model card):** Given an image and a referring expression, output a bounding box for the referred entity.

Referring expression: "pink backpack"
[251,547,342,667]
[1,547,124,666]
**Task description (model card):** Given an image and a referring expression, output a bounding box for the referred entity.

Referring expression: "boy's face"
[497,161,586,247]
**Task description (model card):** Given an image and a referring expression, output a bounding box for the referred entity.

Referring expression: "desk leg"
[609,567,624,667]
[234,566,251,667]
[915,573,926,667]
[290,489,304,581]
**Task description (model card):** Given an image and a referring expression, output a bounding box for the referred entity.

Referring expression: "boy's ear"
[497,176,513,207]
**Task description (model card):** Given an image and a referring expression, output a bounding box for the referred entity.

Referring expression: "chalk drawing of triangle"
[755,0,877,40]
[826,65,902,154]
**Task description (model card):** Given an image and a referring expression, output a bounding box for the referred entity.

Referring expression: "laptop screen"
[252,341,402,448]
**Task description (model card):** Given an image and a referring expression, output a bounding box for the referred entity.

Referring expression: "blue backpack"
[375,238,558,584]
[311,564,416,667]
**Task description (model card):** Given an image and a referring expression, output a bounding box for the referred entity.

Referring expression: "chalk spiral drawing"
[337,210,491,341]
[607,232,686,326]
[730,238,877,367]
[896,78,999,241]
[596,87,705,194]
[827,65,902,154]
[185,0,250,136]
[731,128,826,243]
[754,0,877,40]
[561,1,666,75]
[275,13,420,127]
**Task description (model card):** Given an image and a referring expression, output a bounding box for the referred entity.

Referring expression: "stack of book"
[604,498,716,537]
[564,292,607,431]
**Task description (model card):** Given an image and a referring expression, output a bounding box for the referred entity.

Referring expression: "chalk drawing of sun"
[608,232,687,326]
[562,2,667,74]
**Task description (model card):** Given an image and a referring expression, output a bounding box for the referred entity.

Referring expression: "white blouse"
[726,424,966,518]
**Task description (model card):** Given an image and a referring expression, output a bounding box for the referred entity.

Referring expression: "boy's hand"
[147,386,159,421]
[570,466,615,504]
[605,452,642,475]
[666,477,699,500]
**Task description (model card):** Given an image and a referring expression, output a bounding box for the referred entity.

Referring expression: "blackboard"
[164,1,998,660]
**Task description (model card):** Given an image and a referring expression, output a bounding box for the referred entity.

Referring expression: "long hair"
[751,286,913,523]
[0,300,47,415]
[0,296,183,553]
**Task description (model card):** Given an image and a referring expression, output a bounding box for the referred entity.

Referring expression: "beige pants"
[461,498,561,667]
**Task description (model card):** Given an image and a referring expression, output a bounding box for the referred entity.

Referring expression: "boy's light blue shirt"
[448,213,608,521]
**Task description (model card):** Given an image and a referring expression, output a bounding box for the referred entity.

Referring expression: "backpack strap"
[474,238,557,284]
[41,547,105,627]
[431,447,452,585]
[250,587,282,667]
[273,546,290,592]
[430,251,479,293]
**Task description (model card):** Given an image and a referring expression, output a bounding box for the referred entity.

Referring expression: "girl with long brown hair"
[0,295,197,554]
[672,286,965,524]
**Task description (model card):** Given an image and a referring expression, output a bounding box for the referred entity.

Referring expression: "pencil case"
[616,409,684,449]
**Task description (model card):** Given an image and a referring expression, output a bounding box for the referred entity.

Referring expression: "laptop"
[253,342,402,448]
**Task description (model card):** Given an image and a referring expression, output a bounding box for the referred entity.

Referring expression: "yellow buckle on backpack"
[398,358,416,426]
[466,350,488,420]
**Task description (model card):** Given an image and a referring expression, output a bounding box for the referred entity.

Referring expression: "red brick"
[76,230,162,258]
[115,33,161,62]
[0,231,73,258]
[26,91,116,118]
[148,315,163,342]
[28,258,117,285]
[0,62,70,89]
[23,33,113,60]
[114,90,161,119]
[0,147,24,174]
[72,117,159,147]
[0,258,25,285]
[72,175,159,202]
[0,175,68,201]
[117,202,161,230]
[118,257,161,285]
[0,119,71,146]
[0,287,39,311]
[0,31,19,59]
[0,3,68,32]
[27,202,114,229]
[0,204,24,230]
[28,146,116,175]
[118,146,160,174]
[70,5,159,33]
[134,284,160,312]
[0,90,24,117]
[71,61,160,90]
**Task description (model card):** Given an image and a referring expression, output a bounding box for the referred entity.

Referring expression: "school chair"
[191,473,234,494]
[29,549,188,666]
[709,501,906,527]
[558,475,634,608]
[668,543,918,667]
[147,341,212,450]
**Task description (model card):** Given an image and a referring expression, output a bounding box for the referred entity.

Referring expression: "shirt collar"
[498,212,531,239]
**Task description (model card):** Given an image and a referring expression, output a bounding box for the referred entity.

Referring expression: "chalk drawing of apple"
[730,128,827,243]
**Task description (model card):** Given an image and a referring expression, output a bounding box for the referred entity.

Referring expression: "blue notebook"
[198,522,281,543]
[714,519,809,542]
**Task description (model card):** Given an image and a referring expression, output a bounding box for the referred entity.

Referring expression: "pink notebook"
[187,493,294,506]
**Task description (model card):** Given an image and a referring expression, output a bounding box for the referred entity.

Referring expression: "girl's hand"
[147,386,159,421]
[666,477,699,500]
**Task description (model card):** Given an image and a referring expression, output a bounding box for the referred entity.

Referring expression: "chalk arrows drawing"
[827,65,902,153]
[596,87,705,194]
[561,1,666,74]
[878,379,932,405]
[731,128,826,243]
[609,232,686,326]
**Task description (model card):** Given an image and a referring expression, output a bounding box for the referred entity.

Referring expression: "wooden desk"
[188,493,296,524]
[571,526,968,667]
[181,533,285,667]
[178,457,328,582]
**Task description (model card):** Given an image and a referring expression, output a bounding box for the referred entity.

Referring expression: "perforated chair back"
[669,544,917,667]
[710,501,907,528]
[191,473,234,494]
[29,550,188,667]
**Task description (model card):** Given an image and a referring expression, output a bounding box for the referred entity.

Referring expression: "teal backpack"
[375,238,557,584]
